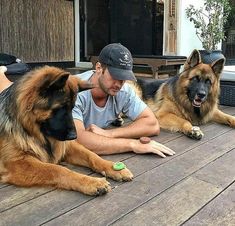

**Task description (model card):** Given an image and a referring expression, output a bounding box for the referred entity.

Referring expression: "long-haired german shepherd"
[132,49,235,139]
[0,66,133,196]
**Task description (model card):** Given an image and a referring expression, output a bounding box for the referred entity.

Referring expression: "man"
[72,43,174,157]
[0,43,174,157]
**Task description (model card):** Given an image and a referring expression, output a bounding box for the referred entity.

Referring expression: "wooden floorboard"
[0,106,235,226]
[183,182,235,226]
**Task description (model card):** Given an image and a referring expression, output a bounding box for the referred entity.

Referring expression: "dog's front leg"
[3,156,111,196]
[157,112,204,140]
[212,108,235,127]
[64,141,133,182]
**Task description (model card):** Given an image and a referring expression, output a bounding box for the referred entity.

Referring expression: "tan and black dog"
[131,49,235,139]
[0,66,133,196]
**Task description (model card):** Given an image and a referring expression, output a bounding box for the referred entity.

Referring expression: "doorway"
[82,0,164,59]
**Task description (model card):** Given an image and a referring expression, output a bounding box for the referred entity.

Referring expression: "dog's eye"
[205,79,211,84]
[192,76,200,82]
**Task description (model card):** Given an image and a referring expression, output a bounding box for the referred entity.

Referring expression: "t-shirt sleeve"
[72,70,94,123]
[121,84,147,120]
[72,94,85,122]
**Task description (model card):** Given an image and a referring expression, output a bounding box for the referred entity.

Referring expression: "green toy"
[113,162,126,171]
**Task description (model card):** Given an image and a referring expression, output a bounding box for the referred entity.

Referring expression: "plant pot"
[199,50,225,64]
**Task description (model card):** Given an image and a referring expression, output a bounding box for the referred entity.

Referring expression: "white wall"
[177,0,204,56]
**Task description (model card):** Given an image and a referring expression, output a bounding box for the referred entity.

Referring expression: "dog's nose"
[66,131,77,140]
[197,91,206,99]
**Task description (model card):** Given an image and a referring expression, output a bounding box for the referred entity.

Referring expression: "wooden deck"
[0,106,235,226]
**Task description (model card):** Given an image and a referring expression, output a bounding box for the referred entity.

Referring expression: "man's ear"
[184,49,202,70]
[95,62,103,72]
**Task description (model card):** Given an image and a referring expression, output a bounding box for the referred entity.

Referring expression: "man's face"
[98,67,125,96]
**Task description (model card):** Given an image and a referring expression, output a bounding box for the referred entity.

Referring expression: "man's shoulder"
[75,70,95,81]
[120,83,132,93]
[118,83,135,98]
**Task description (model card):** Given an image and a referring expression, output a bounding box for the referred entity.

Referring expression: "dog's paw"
[228,117,235,127]
[187,126,204,140]
[82,177,111,196]
[104,167,134,182]
[111,117,124,127]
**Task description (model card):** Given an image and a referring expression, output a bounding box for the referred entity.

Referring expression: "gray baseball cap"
[98,43,136,81]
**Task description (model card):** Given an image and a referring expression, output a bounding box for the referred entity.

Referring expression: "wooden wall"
[0,0,74,63]
[164,0,177,55]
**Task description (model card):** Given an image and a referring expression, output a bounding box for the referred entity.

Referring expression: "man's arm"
[87,107,160,139]
[74,117,174,157]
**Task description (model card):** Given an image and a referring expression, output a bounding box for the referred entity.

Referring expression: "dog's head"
[17,66,95,141]
[180,49,225,108]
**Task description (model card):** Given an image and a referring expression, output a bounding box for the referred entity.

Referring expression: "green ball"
[113,162,126,171]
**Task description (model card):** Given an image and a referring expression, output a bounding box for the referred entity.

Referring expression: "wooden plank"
[0,152,138,213]
[111,149,235,226]
[112,177,221,226]
[0,186,52,213]
[183,183,235,226]
[0,163,93,213]
[0,189,93,226]
[88,123,233,187]
[182,150,235,225]
[0,184,8,189]
[35,129,235,226]
[193,149,235,187]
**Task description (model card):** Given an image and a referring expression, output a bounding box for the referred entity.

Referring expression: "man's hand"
[85,125,175,157]
[86,124,113,138]
[131,138,175,158]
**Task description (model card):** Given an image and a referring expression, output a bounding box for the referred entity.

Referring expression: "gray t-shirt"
[72,70,147,128]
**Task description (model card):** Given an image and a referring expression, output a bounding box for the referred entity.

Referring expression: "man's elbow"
[151,123,160,136]
[147,119,160,136]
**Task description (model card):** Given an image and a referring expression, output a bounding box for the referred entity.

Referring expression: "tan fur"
[131,50,235,139]
[0,66,133,195]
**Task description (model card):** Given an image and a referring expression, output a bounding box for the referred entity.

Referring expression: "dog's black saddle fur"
[137,77,168,100]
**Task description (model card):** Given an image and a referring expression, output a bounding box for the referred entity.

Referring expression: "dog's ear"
[68,76,97,93]
[48,72,70,90]
[39,71,70,96]
[184,49,201,69]
[211,58,225,76]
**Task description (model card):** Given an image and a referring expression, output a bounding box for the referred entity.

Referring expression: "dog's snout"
[66,130,77,140]
[197,91,206,99]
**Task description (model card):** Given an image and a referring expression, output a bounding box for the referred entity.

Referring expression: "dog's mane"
[0,67,72,162]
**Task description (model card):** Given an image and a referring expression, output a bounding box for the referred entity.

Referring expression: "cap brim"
[107,66,136,81]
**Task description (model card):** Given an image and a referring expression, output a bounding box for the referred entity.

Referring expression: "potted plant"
[185,0,231,63]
